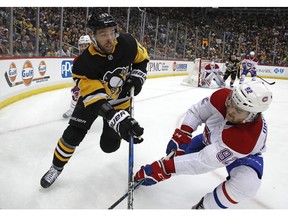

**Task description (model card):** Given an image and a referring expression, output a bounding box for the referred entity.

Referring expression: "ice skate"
[40,165,62,188]
[192,197,205,209]
[62,108,73,119]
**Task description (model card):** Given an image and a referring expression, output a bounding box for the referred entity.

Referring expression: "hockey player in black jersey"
[223,54,240,87]
[40,12,150,188]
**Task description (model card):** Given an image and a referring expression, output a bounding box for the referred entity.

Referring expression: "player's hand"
[166,126,192,156]
[71,85,80,101]
[119,69,146,98]
[108,110,144,143]
[134,158,171,186]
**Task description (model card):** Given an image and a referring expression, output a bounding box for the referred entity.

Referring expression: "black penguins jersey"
[225,58,240,72]
[72,32,149,111]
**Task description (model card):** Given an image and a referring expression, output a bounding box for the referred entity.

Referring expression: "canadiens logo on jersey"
[242,56,258,70]
[102,66,129,98]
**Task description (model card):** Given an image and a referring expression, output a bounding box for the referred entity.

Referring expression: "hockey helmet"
[78,35,91,45]
[231,55,236,60]
[249,51,255,57]
[210,61,215,69]
[231,81,272,113]
[87,12,117,32]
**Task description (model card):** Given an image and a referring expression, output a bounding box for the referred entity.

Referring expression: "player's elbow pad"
[86,101,116,120]
[97,102,116,120]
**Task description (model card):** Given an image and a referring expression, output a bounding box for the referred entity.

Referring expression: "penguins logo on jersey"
[102,66,129,95]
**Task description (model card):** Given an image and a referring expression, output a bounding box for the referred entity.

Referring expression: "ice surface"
[0,76,287,215]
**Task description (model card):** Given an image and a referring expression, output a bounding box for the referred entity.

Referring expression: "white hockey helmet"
[78,35,91,45]
[210,61,215,69]
[249,51,255,57]
[231,81,272,113]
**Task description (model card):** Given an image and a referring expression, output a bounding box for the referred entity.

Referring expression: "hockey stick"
[257,76,275,85]
[5,72,21,87]
[4,71,50,87]
[108,150,175,209]
[108,179,144,209]
[127,87,135,209]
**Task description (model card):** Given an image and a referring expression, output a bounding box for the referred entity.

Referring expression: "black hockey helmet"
[87,12,117,32]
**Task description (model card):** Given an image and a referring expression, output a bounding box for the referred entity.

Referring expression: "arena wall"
[1,57,287,109]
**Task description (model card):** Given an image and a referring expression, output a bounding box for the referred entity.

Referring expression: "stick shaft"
[127,87,135,209]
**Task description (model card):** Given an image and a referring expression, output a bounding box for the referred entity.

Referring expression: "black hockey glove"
[119,69,146,98]
[108,110,144,143]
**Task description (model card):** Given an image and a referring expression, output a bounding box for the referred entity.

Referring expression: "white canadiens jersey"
[174,88,268,175]
[241,56,258,71]
[204,64,221,74]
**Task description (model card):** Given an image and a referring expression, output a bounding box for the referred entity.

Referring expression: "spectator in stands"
[0,39,9,56]
[46,41,59,57]
[24,18,33,30]
[1,7,288,65]
[60,43,71,57]
[13,39,22,56]
[26,40,35,56]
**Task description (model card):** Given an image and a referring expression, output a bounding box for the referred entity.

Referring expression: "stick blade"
[4,72,13,87]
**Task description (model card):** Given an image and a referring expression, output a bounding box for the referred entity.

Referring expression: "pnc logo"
[38,60,47,76]
[8,62,17,82]
[22,60,34,86]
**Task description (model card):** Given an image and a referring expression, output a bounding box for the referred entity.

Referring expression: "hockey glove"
[71,85,80,102]
[134,158,172,186]
[166,125,193,156]
[108,110,144,143]
[119,69,147,98]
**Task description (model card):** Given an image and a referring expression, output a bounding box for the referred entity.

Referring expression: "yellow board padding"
[0,82,74,110]
[147,73,187,79]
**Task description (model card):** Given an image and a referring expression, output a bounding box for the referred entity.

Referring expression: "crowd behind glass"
[0,7,288,66]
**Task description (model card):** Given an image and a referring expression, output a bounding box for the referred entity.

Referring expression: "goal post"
[181,58,211,87]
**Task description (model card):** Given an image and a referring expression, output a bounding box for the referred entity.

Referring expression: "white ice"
[0,76,287,214]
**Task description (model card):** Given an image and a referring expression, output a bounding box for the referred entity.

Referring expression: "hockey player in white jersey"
[63,35,91,118]
[135,81,272,209]
[239,51,259,84]
[200,61,225,88]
